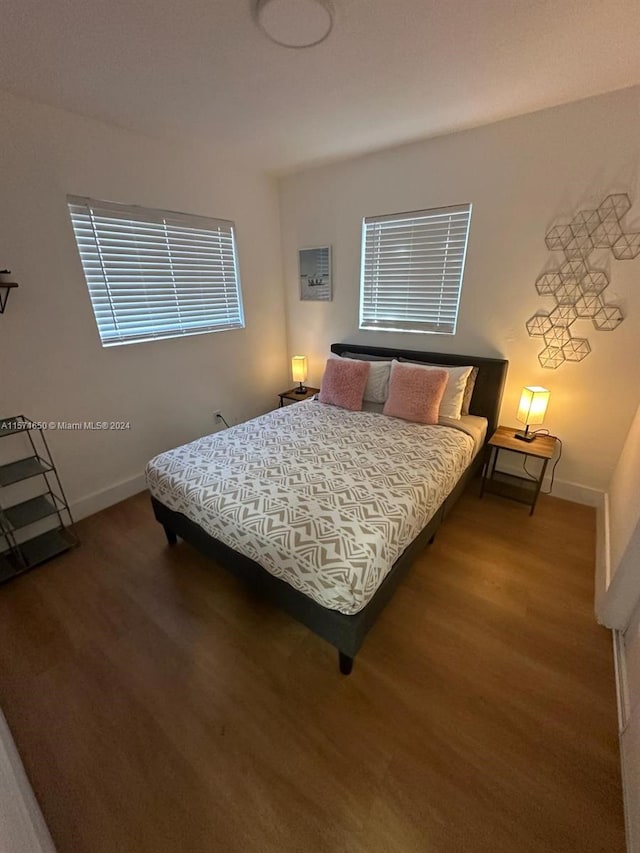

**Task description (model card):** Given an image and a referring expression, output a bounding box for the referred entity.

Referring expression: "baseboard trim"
[620,737,633,853]
[71,473,146,521]
[613,628,634,853]
[614,628,631,732]
[546,478,604,507]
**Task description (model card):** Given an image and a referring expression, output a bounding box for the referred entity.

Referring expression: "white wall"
[609,400,640,578]
[2,86,639,518]
[621,688,640,853]
[0,90,288,518]
[591,392,640,850]
[279,87,640,497]
[615,590,640,852]
[597,400,640,628]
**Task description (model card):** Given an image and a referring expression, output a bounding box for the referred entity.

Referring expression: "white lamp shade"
[516,386,550,426]
[291,355,308,383]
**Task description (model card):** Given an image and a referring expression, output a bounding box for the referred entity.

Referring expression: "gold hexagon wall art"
[526,311,553,337]
[528,193,633,368]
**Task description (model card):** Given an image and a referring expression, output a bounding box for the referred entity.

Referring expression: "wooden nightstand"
[278,387,320,407]
[480,426,558,515]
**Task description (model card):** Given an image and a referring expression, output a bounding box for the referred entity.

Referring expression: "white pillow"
[397,361,472,419]
[329,354,390,403]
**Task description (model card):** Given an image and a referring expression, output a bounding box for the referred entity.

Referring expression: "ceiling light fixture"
[256,0,333,48]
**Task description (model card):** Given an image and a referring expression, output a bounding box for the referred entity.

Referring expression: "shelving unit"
[0,415,78,583]
[278,386,320,407]
[480,425,557,516]
[0,280,18,313]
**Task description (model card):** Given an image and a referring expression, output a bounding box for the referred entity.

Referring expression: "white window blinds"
[359,203,471,335]
[67,196,245,347]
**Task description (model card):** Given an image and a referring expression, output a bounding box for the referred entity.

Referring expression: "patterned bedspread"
[145,401,475,615]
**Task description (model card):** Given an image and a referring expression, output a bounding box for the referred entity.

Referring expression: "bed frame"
[151,343,508,674]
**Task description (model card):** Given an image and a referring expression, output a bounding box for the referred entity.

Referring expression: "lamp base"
[294,384,307,395]
[514,430,536,443]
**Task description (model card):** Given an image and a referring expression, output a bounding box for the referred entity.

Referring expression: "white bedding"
[439,414,488,456]
[146,401,480,615]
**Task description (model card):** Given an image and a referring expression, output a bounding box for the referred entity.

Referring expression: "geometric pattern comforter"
[145,400,475,615]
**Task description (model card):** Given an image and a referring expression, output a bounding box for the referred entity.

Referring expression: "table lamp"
[291,355,308,394]
[515,386,550,442]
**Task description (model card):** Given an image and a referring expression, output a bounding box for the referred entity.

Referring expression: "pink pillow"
[319,358,370,411]
[383,362,448,424]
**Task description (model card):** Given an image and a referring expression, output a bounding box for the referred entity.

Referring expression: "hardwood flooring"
[0,488,625,852]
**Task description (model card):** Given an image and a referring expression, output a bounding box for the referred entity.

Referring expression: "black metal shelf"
[18,528,76,570]
[0,551,21,583]
[482,470,539,506]
[4,493,64,531]
[0,282,18,314]
[0,414,77,583]
[0,456,53,487]
[0,415,30,438]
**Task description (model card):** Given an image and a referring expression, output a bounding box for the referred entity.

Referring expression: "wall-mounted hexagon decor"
[581,270,608,295]
[553,281,581,305]
[562,338,591,362]
[564,233,593,260]
[612,233,640,260]
[574,294,603,318]
[544,326,572,347]
[538,345,565,369]
[593,305,624,331]
[535,272,561,296]
[530,192,634,368]
[592,218,623,248]
[598,193,631,221]
[549,304,577,328]
[545,224,573,251]
[526,311,553,337]
[570,210,600,238]
[559,259,587,281]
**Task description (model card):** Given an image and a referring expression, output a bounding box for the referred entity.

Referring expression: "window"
[359,203,472,335]
[68,196,244,347]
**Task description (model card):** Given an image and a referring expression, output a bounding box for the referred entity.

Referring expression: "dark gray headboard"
[331,343,508,439]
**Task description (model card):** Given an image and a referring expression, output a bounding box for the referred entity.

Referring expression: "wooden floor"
[0,488,625,853]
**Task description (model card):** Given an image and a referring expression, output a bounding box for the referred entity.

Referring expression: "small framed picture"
[299,246,332,301]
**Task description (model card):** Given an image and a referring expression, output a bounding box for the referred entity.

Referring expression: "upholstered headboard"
[330,343,508,439]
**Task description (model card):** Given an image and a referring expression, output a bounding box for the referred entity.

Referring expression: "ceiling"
[1,0,639,174]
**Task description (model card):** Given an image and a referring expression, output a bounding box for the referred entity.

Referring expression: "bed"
[147,343,508,674]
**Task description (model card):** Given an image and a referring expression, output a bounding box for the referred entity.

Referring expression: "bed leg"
[339,651,354,675]
[428,532,436,545]
[163,524,178,546]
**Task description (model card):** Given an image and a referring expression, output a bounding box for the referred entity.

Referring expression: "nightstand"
[480,426,558,515]
[278,386,320,407]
